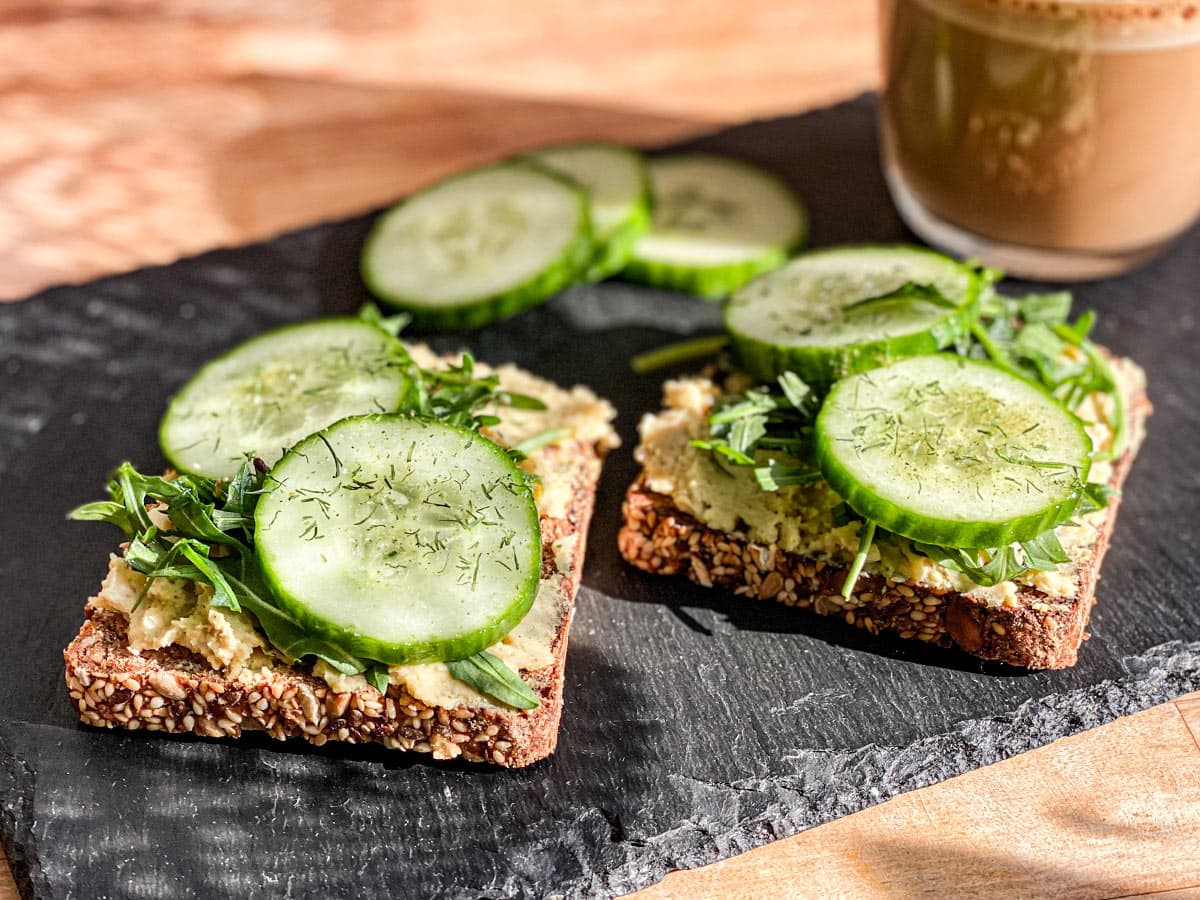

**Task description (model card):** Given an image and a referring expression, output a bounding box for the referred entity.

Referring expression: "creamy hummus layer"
[90,350,616,707]
[634,354,1145,604]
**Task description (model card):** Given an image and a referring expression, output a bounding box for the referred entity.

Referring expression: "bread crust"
[64,441,603,768]
[618,382,1150,670]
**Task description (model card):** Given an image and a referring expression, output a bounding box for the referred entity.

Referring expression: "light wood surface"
[2,3,1196,898]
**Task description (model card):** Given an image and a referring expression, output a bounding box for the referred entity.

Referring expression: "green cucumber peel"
[727,245,982,389]
[361,161,595,329]
[525,142,653,281]
[254,416,542,666]
[160,318,413,481]
[815,355,1093,549]
[624,154,808,299]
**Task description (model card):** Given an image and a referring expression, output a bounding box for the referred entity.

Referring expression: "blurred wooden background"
[2,3,1199,899]
[0,0,875,300]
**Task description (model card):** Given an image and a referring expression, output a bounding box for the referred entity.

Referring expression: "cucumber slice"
[622,154,807,299]
[160,319,409,481]
[255,415,541,665]
[526,142,652,281]
[361,162,593,329]
[726,245,981,388]
[815,354,1092,548]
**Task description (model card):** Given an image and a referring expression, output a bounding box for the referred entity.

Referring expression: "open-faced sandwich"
[65,310,617,766]
[620,245,1149,669]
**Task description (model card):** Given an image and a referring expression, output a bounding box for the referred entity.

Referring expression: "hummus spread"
[93,348,616,706]
[635,356,1145,602]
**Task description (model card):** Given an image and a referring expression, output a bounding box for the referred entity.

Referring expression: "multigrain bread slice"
[618,357,1150,670]
[64,355,616,768]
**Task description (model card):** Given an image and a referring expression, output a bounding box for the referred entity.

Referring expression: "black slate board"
[2,95,1199,900]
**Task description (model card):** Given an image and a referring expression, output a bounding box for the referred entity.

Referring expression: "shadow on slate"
[1,94,1199,899]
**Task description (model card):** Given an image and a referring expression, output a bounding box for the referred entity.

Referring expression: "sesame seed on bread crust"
[64,440,604,768]
[618,371,1150,670]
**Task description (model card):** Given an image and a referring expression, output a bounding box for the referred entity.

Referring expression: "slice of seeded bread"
[618,361,1150,670]
[65,437,606,768]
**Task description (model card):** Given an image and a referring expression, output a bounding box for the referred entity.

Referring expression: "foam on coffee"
[915,0,1200,50]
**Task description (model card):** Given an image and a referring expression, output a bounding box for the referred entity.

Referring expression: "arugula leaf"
[511,427,571,457]
[494,391,549,411]
[630,334,730,374]
[1055,309,1096,345]
[68,500,133,535]
[1016,291,1072,325]
[393,349,546,433]
[691,440,756,467]
[911,525,1072,588]
[446,651,540,710]
[364,664,391,696]
[1076,482,1117,516]
[754,462,822,491]
[1019,530,1070,570]
[213,558,366,675]
[910,542,1028,587]
[176,540,240,610]
[222,459,265,516]
[692,372,820,491]
[357,302,411,337]
[729,415,767,456]
[778,371,817,418]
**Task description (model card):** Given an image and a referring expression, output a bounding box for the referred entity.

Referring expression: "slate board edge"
[0,733,43,900]
[584,637,1200,897]
[2,640,1197,900]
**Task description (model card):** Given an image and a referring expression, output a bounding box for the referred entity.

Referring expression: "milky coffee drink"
[880,0,1200,279]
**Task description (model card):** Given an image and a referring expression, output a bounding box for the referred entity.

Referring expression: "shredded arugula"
[690,371,822,489]
[966,290,1124,460]
[70,460,367,673]
[70,315,547,710]
[630,335,730,374]
[911,530,1071,588]
[676,280,1124,596]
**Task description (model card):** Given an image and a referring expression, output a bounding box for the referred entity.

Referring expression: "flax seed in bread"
[64,355,617,767]
[618,354,1149,670]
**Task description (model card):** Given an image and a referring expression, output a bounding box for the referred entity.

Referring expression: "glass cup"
[878,0,1200,280]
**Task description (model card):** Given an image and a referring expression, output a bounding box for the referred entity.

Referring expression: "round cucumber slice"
[160,319,410,481]
[815,354,1092,548]
[622,154,807,299]
[255,415,541,665]
[526,142,652,281]
[727,245,981,388]
[361,162,593,329]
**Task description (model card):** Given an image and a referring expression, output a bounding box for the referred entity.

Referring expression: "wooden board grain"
[636,691,1200,899]
[1,2,1195,898]
[0,0,877,302]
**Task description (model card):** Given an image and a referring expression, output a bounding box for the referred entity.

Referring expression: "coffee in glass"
[880,0,1200,279]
